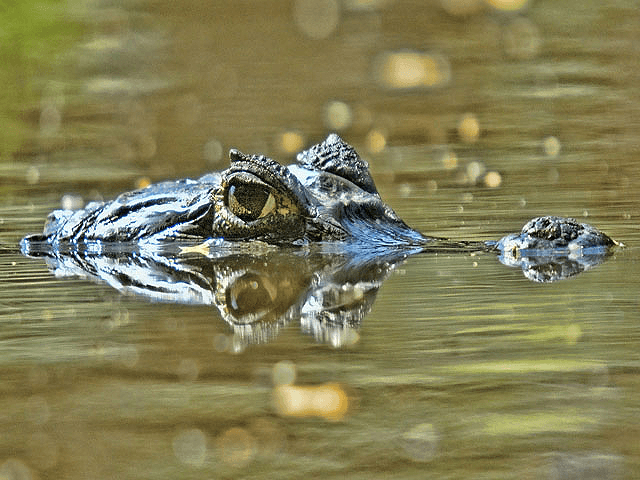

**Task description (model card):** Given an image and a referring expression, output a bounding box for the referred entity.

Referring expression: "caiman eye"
[225,177,277,222]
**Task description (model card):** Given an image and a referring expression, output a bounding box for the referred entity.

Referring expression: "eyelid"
[226,172,270,190]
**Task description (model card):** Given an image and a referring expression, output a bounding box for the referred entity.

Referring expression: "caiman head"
[210,133,426,246]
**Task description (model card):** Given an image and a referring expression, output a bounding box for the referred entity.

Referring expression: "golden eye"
[226,179,277,222]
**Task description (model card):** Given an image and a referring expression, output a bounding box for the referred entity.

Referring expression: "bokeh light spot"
[204,138,224,165]
[325,100,353,131]
[273,383,349,421]
[374,51,451,90]
[40,104,62,136]
[312,383,349,421]
[172,428,207,467]
[484,171,502,188]
[0,458,34,480]
[545,452,623,480]
[230,334,247,354]
[440,0,484,15]
[543,136,561,158]
[458,113,480,143]
[39,82,65,137]
[365,129,387,153]
[399,183,412,198]
[135,177,151,189]
[277,131,305,155]
[118,344,139,368]
[248,418,287,455]
[215,427,256,468]
[177,358,199,382]
[61,194,84,210]
[213,333,230,352]
[398,423,439,462]
[272,360,297,386]
[466,161,486,183]
[26,166,40,185]
[332,327,360,348]
[486,0,529,11]
[566,324,582,345]
[294,0,340,39]
[503,17,540,59]
[441,150,458,170]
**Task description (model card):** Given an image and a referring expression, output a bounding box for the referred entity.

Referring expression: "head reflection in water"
[23,244,397,347]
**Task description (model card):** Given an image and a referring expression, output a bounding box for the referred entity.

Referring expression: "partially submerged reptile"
[17,134,621,344]
[21,134,618,282]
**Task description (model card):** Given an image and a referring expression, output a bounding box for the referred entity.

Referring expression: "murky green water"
[1,1,639,478]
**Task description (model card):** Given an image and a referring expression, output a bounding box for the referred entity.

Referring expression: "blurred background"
[1,1,639,479]
[3,0,638,244]
[4,0,637,208]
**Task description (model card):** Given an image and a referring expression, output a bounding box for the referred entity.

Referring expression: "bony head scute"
[229,148,245,164]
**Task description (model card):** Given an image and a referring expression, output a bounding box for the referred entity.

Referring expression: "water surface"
[1,1,639,478]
